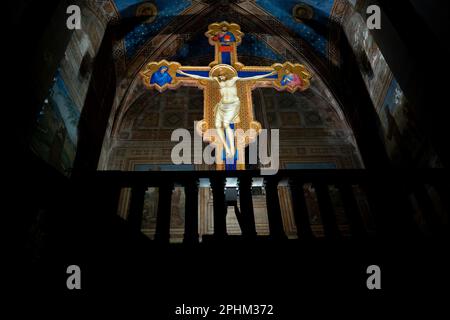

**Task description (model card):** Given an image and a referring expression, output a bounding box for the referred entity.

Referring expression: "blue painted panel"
[238,71,278,79]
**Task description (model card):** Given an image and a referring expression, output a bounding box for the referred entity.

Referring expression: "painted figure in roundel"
[150,66,173,87]
[281,69,303,89]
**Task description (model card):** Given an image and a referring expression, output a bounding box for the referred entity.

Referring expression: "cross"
[140,22,312,170]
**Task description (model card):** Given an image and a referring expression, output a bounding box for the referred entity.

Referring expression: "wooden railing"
[79,169,448,243]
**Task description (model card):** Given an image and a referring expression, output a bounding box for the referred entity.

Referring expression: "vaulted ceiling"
[109,0,342,63]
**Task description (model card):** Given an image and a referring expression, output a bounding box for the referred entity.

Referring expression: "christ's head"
[218,70,229,82]
[222,26,228,32]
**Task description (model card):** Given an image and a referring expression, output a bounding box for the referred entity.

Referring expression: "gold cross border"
[140,61,312,137]
[205,21,244,69]
[140,61,312,170]
[140,60,312,94]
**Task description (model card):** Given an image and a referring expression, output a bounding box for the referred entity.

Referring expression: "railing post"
[106,185,122,218]
[155,182,174,243]
[264,177,286,240]
[238,175,257,238]
[338,184,366,238]
[184,179,199,244]
[365,173,418,238]
[210,176,227,239]
[413,184,443,235]
[289,178,314,240]
[313,183,340,239]
[128,185,147,232]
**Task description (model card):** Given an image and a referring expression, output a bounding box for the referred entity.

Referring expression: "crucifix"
[140,22,312,170]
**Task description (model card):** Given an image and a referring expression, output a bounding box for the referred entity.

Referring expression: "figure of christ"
[177,68,276,158]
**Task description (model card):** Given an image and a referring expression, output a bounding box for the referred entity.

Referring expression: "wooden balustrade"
[87,169,447,242]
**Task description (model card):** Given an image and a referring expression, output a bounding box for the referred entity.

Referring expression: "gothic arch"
[105,1,350,143]
[93,0,396,171]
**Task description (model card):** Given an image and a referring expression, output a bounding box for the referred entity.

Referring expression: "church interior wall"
[341,3,442,167]
[105,73,366,241]
[23,0,444,180]
[29,4,107,176]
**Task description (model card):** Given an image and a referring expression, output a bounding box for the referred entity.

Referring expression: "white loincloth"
[214,99,240,127]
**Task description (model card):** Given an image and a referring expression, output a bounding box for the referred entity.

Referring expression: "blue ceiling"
[173,31,285,64]
[256,0,334,55]
[117,0,191,58]
[112,0,335,61]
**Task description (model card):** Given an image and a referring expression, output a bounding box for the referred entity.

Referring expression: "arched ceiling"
[96,0,351,141]
[110,0,341,62]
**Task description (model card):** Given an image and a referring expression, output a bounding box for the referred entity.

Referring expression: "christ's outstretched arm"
[177,70,212,81]
[238,71,277,81]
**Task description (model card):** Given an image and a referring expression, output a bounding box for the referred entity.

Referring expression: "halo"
[292,4,314,23]
[136,3,158,24]
[209,64,237,80]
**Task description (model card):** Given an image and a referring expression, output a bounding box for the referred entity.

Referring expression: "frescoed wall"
[112,0,334,59]
[30,4,107,175]
[255,0,334,56]
[119,0,192,59]
[342,5,442,167]
[379,79,442,167]
[30,72,79,175]
[343,9,391,111]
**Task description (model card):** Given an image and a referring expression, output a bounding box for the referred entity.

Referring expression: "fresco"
[379,79,432,165]
[140,186,186,242]
[238,34,285,62]
[118,0,192,58]
[31,71,80,176]
[343,7,442,167]
[175,32,284,65]
[344,11,390,109]
[114,0,334,58]
[114,0,149,12]
[255,0,334,56]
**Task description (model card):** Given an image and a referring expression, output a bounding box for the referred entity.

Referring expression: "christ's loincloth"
[214,99,240,128]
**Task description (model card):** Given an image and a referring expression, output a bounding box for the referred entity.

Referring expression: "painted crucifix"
[140,22,312,170]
